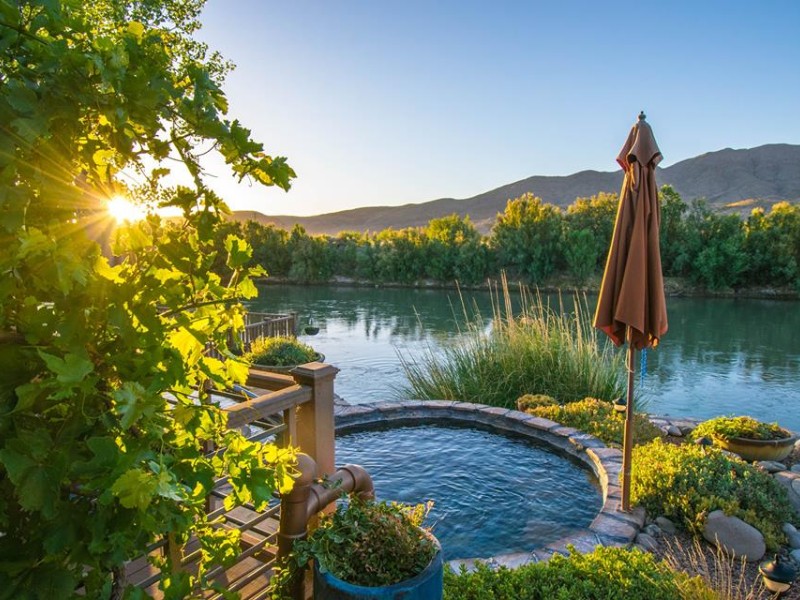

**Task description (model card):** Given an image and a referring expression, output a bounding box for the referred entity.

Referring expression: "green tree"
[490,193,563,283]
[373,228,427,283]
[424,214,487,284]
[287,225,333,283]
[0,2,295,597]
[246,221,292,277]
[658,185,689,276]
[564,192,618,273]
[682,200,747,289]
[744,203,800,288]
[563,228,597,284]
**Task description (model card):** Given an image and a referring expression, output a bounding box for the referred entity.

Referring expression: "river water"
[250,284,800,432]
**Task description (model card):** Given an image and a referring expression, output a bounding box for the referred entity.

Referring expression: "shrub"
[524,397,662,447]
[443,546,714,599]
[244,337,318,366]
[630,439,797,550]
[516,394,558,410]
[400,278,623,407]
[692,415,791,442]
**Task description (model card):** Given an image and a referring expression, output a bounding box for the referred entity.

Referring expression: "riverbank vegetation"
[398,281,623,406]
[216,188,800,293]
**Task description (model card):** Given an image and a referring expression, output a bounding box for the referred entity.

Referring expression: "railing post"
[290,363,338,481]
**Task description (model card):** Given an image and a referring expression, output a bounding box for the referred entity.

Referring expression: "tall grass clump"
[399,276,624,407]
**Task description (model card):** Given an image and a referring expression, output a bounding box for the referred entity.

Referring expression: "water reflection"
[250,285,800,431]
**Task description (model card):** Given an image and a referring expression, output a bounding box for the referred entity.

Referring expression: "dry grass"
[656,530,798,600]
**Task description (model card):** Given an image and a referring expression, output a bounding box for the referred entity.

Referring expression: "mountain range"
[232,143,800,235]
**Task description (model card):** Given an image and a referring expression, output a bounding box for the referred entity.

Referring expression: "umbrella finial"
[638,111,647,121]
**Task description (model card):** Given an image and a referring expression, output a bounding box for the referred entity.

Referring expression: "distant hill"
[232,144,800,235]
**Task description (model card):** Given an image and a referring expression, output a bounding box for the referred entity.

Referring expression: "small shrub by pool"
[243,336,318,367]
[521,396,662,447]
[630,439,798,550]
[443,546,716,599]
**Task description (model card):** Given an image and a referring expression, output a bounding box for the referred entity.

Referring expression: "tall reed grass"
[399,276,624,408]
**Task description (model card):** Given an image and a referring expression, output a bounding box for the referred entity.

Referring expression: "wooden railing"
[238,312,298,350]
[127,361,337,599]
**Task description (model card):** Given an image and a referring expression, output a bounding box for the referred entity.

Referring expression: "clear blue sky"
[197,1,800,217]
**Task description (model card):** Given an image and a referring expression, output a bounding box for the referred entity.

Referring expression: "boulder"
[666,425,682,437]
[655,516,677,535]
[787,530,800,550]
[791,548,800,566]
[792,464,800,474]
[784,523,798,535]
[756,460,787,473]
[635,533,659,551]
[774,472,800,513]
[702,510,766,562]
[644,523,662,538]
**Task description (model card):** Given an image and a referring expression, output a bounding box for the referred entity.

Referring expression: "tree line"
[216,187,800,291]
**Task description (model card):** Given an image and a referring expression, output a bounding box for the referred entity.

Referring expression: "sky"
[196,1,800,217]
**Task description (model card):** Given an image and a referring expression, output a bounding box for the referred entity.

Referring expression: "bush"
[443,546,714,599]
[244,337,318,366]
[523,397,662,447]
[692,415,791,442]
[400,279,623,407]
[516,394,558,410]
[630,439,797,550]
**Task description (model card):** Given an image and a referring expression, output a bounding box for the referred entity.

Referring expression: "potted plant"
[272,496,443,599]
[243,336,324,372]
[692,416,798,462]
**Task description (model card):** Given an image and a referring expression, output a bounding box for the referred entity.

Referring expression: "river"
[249,284,800,432]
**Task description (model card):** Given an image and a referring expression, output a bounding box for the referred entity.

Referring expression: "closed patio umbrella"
[594,112,668,512]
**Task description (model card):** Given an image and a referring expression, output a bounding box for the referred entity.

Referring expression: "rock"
[635,533,659,552]
[678,425,695,436]
[756,460,787,473]
[788,530,800,550]
[644,524,661,537]
[666,425,682,437]
[656,516,677,534]
[774,473,800,513]
[702,510,766,562]
[792,464,800,474]
[792,548,800,566]
[784,523,798,535]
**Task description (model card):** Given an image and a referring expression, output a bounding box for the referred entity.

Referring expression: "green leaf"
[111,469,157,510]
[113,381,157,430]
[39,351,94,384]
[224,234,252,268]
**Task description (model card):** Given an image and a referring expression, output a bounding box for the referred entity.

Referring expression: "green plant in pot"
[244,336,323,371]
[271,495,443,599]
[691,415,798,462]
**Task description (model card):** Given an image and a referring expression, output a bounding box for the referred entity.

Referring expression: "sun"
[106,196,148,224]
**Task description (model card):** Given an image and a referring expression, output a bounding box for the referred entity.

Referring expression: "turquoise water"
[250,285,800,431]
[336,424,602,560]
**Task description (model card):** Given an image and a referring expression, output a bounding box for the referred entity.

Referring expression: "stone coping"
[334,399,646,570]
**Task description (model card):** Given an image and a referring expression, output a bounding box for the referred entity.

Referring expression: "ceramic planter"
[716,434,798,462]
[312,535,443,600]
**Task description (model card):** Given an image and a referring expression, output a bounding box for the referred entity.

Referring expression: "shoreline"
[255,276,800,301]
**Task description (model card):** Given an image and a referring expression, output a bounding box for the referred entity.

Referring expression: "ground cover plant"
[244,336,318,367]
[692,416,792,442]
[400,278,623,407]
[630,439,798,550]
[443,546,716,599]
[519,396,662,447]
[0,1,296,597]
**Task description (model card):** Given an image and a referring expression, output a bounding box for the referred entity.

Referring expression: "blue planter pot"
[313,541,443,600]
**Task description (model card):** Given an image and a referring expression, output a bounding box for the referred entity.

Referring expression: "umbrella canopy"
[594,113,668,349]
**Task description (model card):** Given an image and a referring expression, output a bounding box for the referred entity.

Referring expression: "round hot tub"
[337,423,602,560]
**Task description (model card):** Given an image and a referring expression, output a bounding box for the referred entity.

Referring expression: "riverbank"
[256,275,800,301]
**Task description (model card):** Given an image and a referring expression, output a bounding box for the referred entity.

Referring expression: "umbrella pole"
[621,326,636,512]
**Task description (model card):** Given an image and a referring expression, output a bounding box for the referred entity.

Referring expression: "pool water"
[336,424,602,560]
